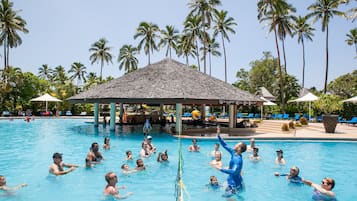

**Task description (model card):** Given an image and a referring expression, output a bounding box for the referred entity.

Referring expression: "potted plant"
[314,94,343,133]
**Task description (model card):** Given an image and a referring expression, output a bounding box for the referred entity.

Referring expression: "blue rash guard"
[218,135,244,192]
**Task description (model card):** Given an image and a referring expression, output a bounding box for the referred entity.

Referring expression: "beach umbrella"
[288,92,319,120]
[260,97,277,119]
[342,96,357,103]
[30,93,62,112]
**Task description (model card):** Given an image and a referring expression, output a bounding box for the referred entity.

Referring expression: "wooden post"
[110,102,116,131]
[175,103,182,135]
[228,104,237,128]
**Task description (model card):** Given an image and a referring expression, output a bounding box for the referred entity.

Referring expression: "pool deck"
[1,116,356,141]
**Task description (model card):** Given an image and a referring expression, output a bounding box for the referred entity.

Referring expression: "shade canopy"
[288,92,319,120]
[68,59,262,105]
[342,96,357,103]
[257,87,275,101]
[260,97,277,106]
[30,93,62,112]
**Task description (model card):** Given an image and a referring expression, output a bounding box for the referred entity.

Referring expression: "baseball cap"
[147,135,152,140]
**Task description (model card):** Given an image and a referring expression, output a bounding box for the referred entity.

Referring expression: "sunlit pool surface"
[0,119,357,201]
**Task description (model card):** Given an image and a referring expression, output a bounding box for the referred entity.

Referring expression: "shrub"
[281,123,289,131]
[288,121,295,129]
[300,117,308,125]
[295,122,302,127]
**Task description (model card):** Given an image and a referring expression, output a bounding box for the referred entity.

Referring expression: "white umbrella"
[260,97,277,119]
[288,92,319,120]
[30,93,62,112]
[342,96,357,103]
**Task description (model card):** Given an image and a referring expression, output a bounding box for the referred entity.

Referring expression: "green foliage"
[288,121,295,129]
[281,123,289,131]
[314,94,343,114]
[299,117,308,125]
[328,70,357,98]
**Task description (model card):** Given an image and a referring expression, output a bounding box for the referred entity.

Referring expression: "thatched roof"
[68,59,262,105]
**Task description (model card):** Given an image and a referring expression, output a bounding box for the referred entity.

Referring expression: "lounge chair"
[65,111,72,116]
[80,111,87,116]
[341,117,357,125]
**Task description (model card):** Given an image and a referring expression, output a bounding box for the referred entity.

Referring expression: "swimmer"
[86,142,104,166]
[103,137,110,150]
[210,143,222,158]
[210,152,223,169]
[206,175,222,189]
[188,139,200,152]
[249,147,261,161]
[125,150,133,160]
[247,138,256,151]
[104,172,132,199]
[0,175,27,192]
[274,166,303,183]
[275,149,286,165]
[121,164,137,174]
[143,119,152,136]
[216,134,247,197]
[140,136,156,157]
[134,159,146,171]
[49,153,78,176]
[303,177,336,201]
[157,150,169,162]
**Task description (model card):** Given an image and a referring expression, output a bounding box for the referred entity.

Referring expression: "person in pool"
[121,164,137,174]
[247,138,256,151]
[216,133,247,197]
[157,149,169,162]
[210,152,223,169]
[275,149,286,165]
[125,150,133,161]
[86,142,104,166]
[210,143,222,158]
[49,153,78,176]
[188,138,200,152]
[104,172,132,199]
[134,159,146,171]
[0,175,27,192]
[274,166,303,183]
[303,177,336,201]
[207,175,222,189]
[249,147,261,161]
[103,137,110,150]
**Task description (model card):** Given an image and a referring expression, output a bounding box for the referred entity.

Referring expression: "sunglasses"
[321,180,331,185]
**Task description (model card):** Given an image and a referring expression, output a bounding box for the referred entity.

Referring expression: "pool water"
[0,119,356,201]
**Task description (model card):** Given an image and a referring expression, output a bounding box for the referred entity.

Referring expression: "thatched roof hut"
[68,59,261,105]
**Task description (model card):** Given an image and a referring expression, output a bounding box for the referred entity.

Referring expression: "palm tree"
[158,25,180,59]
[134,21,159,65]
[188,0,221,74]
[53,65,67,85]
[345,28,357,57]
[68,62,87,86]
[293,16,315,88]
[213,9,237,82]
[84,72,99,90]
[118,44,139,74]
[258,0,288,111]
[38,64,53,81]
[184,15,202,71]
[307,0,346,94]
[177,34,196,66]
[89,38,113,81]
[0,0,28,83]
[201,34,221,76]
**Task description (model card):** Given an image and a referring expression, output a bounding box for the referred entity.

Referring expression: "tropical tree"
[307,0,346,94]
[89,38,113,81]
[201,34,221,76]
[188,0,221,74]
[0,0,28,83]
[158,25,180,59]
[233,68,251,92]
[345,28,357,57]
[38,64,53,81]
[84,72,99,90]
[68,62,87,86]
[328,70,357,98]
[183,15,202,70]
[52,65,67,85]
[118,44,139,74]
[213,9,237,82]
[293,16,315,88]
[134,21,159,65]
[257,0,288,111]
[177,33,196,66]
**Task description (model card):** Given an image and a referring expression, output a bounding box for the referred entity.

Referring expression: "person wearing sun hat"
[49,152,79,176]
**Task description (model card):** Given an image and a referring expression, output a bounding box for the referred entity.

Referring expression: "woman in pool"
[249,147,261,161]
[274,166,303,184]
[275,149,286,165]
[303,177,336,201]
[188,139,200,152]
[0,175,27,192]
[104,172,132,199]
[134,159,146,171]
[125,150,133,160]
[103,137,110,150]
[210,152,222,169]
[216,133,247,197]
[157,149,169,162]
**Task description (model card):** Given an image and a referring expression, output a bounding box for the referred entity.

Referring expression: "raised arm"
[217,134,234,154]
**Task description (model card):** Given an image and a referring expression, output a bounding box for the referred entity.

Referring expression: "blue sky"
[10,0,356,90]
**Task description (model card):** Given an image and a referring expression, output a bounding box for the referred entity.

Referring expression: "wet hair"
[291,166,300,175]
[104,137,110,144]
[121,164,128,169]
[126,150,132,155]
[91,142,98,149]
[325,177,335,189]
[105,172,114,183]
[240,143,247,153]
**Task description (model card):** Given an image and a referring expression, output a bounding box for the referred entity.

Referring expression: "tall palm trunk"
[323,25,329,94]
[195,40,201,71]
[301,37,306,89]
[281,38,287,74]
[209,49,212,76]
[148,50,151,65]
[202,14,207,74]
[186,55,189,66]
[270,5,285,112]
[100,60,104,81]
[221,34,227,83]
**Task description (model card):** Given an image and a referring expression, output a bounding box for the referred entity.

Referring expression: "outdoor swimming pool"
[0,119,356,201]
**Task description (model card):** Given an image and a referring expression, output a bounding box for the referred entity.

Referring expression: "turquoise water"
[0,119,356,201]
